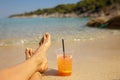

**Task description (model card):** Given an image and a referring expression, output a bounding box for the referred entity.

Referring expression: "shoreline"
[9,13,80,18]
[0,28,120,47]
[8,13,109,18]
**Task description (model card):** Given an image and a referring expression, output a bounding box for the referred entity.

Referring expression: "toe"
[25,48,31,59]
[29,48,33,56]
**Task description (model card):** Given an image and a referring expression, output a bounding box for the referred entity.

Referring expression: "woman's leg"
[0,54,40,80]
[0,33,51,80]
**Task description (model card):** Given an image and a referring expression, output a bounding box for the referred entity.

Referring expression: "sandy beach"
[0,35,120,80]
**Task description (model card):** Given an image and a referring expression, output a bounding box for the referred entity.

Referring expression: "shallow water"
[0,18,120,46]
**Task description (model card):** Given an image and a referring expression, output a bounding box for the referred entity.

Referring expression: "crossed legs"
[0,33,51,80]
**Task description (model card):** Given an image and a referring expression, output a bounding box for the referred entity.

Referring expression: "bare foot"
[25,48,34,60]
[36,32,51,55]
[34,33,51,65]
[27,33,51,71]
[25,48,43,80]
[25,48,48,73]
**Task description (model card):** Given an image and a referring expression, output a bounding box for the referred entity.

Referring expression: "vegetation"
[9,0,120,17]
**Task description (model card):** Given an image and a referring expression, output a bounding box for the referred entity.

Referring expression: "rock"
[87,17,109,27]
[87,15,120,29]
[106,15,120,29]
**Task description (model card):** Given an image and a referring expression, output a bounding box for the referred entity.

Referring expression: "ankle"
[33,53,44,63]
[31,55,42,70]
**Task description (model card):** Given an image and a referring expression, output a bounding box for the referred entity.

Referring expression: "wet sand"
[0,35,120,80]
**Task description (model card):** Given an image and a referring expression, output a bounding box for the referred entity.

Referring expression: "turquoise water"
[0,18,119,46]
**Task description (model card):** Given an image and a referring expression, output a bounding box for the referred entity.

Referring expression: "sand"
[0,35,120,80]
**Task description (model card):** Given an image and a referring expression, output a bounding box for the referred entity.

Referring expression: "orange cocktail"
[57,54,72,76]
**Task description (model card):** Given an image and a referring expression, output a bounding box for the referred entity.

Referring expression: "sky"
[0,0,80,18]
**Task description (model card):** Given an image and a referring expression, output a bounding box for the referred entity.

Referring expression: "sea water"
[0,18,120,46]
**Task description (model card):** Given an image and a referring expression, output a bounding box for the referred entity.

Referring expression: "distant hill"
[9,0,120,18]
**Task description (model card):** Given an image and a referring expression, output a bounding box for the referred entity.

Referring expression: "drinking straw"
[62,39,65,58]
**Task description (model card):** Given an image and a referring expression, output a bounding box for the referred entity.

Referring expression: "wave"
[0,29,119,46]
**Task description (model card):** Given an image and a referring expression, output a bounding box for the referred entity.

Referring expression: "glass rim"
[57,54,72,58]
